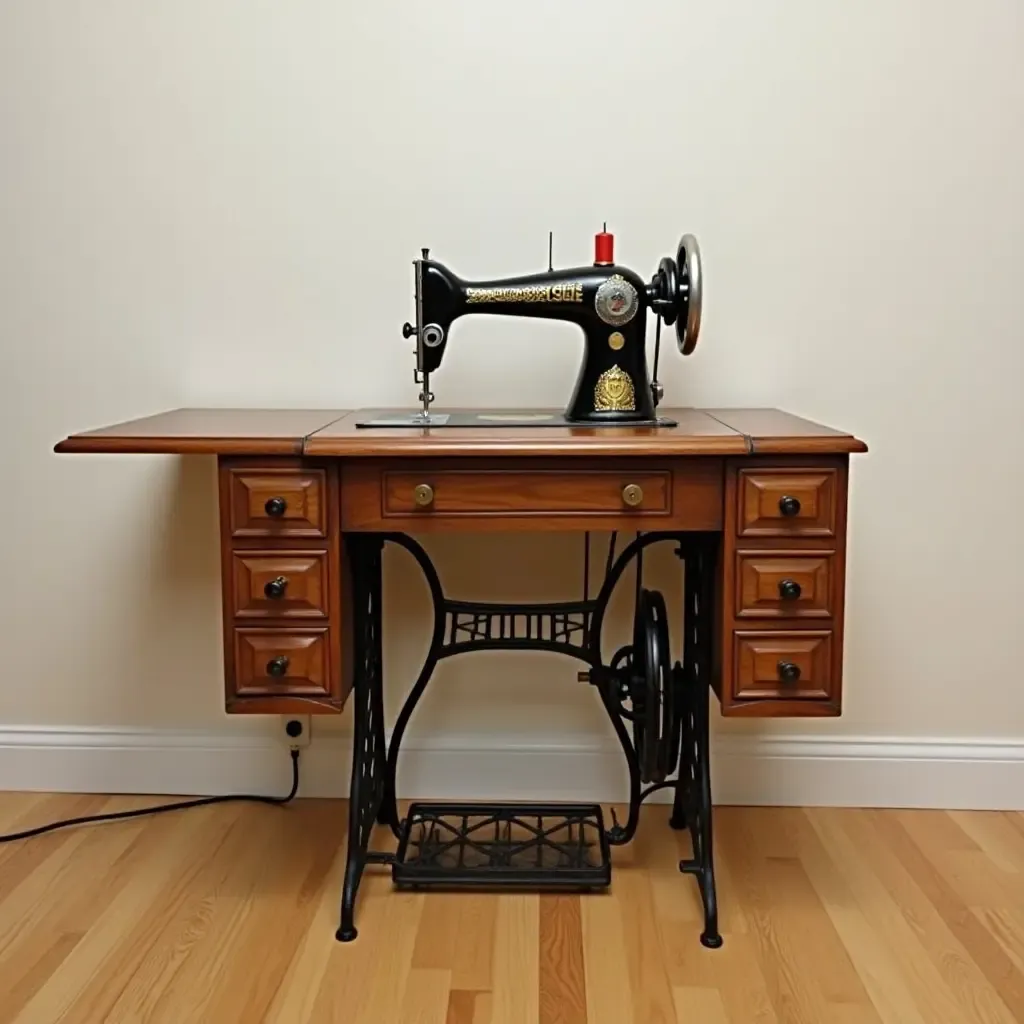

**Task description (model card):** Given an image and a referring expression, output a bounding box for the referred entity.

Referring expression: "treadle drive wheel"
[631,589,680,784]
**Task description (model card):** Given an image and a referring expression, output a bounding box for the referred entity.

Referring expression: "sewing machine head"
[397,227,702,425]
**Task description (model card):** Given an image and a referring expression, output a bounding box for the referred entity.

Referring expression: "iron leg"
[336,536,387,943]
[677,536,722,948]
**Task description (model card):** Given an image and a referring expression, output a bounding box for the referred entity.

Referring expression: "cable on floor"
[0,748,301,843]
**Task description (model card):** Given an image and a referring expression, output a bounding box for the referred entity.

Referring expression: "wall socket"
[279,715,311,748]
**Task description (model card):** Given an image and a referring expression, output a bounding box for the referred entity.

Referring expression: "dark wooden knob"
[778,578,802,600]
[266,656,290,678]
[777,660,801,684]
[264,576,288,600]
[265,496,288,518]
[778,495,801,517]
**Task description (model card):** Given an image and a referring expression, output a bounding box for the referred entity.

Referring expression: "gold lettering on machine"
[465,282,584,304]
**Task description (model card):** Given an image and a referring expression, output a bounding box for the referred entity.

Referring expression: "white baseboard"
[0,727,1022,810]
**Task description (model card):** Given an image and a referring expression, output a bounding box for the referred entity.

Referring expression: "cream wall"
[2,2,1023,792]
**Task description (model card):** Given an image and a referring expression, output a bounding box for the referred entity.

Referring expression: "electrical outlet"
[279,715,311,748]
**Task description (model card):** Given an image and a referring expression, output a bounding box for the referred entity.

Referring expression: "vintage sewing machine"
[57,228,866,951]
[359,227,702,426]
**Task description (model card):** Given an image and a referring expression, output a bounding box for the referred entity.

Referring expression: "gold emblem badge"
[608,331,625,350]
[594,365,635,411]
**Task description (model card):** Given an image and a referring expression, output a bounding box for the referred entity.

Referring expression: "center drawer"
[342,458,724,532]
[385,468,669,515]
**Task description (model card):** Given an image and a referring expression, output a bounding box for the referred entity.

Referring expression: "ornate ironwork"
[335,529,723,950]
[441,599,596,661]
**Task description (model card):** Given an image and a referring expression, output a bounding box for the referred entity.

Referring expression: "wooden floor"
[0,795,1022,1023]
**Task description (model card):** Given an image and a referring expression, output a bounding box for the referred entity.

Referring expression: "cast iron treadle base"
[393,802,611,890]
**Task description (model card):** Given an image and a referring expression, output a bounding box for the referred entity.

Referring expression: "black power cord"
[0,748,300,844]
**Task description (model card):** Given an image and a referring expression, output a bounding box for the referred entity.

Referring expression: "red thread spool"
[594,229,614,265]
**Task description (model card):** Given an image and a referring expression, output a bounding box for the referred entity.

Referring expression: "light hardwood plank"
[880,810,1024,1021]
[581,890,634,1024]
[672,985,730,1023]
[400,968,452,1024]
[539,895,586,1024]
[0,799,1020,1024]
[490,894,539,1024]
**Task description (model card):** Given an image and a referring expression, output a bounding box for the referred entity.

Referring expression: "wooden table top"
[55,408,868,457]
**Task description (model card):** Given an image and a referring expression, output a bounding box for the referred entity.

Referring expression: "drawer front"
[228,468,326,537]
[733,631,833,701]
[232,551,329,619]
[233,629,330,698]
[384,469,671,517]
[736,552,833,619]
[738,469,836,537]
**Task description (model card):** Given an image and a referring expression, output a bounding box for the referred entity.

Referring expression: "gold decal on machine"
[594,365,635,411]
[465,282,584,304]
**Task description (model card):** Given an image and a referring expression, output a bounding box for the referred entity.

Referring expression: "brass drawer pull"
[264,576,288,600]
[622,483,644,507]
[413,483,435,507]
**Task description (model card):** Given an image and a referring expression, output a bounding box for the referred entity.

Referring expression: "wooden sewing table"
[57,407,867,947]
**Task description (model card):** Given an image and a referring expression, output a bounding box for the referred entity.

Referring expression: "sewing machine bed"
[355,410,677,428]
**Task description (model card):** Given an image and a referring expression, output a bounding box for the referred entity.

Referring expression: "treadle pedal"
[393,802,611,890]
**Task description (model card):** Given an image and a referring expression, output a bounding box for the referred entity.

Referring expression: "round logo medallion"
[595,275,639,327]
[608,331,625,350]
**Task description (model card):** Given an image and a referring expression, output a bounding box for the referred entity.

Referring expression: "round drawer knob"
[778,495,801,517]
[622,483,644,507]
[778,578,802,601]
[777,660,801,684]
[264,576,288,600]
[413,483,434,507]
[265,496,288,518]
[266,655,290,678]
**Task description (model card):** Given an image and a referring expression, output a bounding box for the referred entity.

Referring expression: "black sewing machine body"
[357,229,701,429]
[418,259,657,421]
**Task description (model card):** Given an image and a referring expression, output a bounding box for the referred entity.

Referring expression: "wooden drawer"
[232,628,330,698]
[227,467,326,537]
[733,631,833,701]
[231,550,329,619]
[735,551,833,619]
[342,458,725,532]
[385,468,670,516]
[738,468,836,537]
